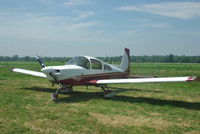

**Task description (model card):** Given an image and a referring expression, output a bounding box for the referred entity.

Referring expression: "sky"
[0,0,200,57]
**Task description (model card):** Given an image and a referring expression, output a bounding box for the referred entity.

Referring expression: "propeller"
[35,56,46,68]
[37,56,60,86]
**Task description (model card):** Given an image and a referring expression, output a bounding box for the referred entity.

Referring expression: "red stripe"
[59,72,129,86]
[186,76,195,82]
[75,72,128,78]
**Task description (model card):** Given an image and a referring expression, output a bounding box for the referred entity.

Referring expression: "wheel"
[51,93,59,101]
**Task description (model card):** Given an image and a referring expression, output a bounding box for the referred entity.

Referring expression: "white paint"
[13,68,46,78]
[96,77,192,84]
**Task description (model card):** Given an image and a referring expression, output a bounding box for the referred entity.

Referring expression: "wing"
[89,76,198,84]
[12,68,46,78]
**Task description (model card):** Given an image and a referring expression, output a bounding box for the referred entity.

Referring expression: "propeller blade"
[35,56,46,68]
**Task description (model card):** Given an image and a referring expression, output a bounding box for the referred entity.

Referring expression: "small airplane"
[13,48,199,100]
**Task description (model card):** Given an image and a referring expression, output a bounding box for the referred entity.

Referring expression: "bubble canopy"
[67,56,111,70]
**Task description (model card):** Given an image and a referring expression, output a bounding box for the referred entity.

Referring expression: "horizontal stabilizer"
[12,68,46,78]
[90,76,198,84]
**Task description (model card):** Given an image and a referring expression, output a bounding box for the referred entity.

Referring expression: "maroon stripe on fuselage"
[59,72,129,86]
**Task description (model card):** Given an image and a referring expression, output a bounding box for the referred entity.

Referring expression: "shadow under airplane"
[22,86,200,111]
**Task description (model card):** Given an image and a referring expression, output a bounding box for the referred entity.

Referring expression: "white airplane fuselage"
[41,59,128,86]
[41,48,131,86]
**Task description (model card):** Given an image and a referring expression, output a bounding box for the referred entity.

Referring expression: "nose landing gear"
[51,84,73,101]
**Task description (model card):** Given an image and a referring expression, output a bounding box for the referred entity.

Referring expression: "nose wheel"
[51,84,73,101]
[51,93,59,101]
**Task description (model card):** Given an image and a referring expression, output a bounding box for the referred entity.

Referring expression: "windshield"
[67,56,90,69]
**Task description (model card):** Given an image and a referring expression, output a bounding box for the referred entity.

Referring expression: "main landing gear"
[51,84,116,101]
[51,84,73,101]
[100,85,117,97]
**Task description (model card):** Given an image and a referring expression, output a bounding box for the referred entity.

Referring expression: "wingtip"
[187,76,200,82]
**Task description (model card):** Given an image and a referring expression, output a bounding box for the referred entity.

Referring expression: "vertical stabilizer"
[119,48,130,73]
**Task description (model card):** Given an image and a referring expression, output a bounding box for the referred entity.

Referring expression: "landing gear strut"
[51,84,73,101]
[100,85,117,97]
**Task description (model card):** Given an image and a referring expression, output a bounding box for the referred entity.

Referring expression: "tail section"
[119,48,130,73]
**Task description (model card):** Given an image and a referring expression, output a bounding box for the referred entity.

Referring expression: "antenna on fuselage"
[108,57,112,64]
[104,55,112,64]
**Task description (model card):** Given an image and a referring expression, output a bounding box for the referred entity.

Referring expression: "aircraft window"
[91,59,102,70]
[67,56,90,69]
[104,64,112,71]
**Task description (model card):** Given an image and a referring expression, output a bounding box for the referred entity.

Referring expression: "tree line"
[0,54,200,63]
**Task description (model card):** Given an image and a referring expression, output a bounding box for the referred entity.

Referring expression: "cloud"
[0,12,101,42]
[118,2,200,20]
[133,19,170,29]
[72,11,95,21]
[64,0,88,6]
[38,0,53,2]
[69,21,98,29]
[139,22,170,29]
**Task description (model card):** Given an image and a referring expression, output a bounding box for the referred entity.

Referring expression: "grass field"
[0,61,200,134]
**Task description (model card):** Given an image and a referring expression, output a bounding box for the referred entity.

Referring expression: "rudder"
[120,48,130,73]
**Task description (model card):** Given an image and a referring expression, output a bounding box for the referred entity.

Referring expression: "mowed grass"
[0,61,200,134]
